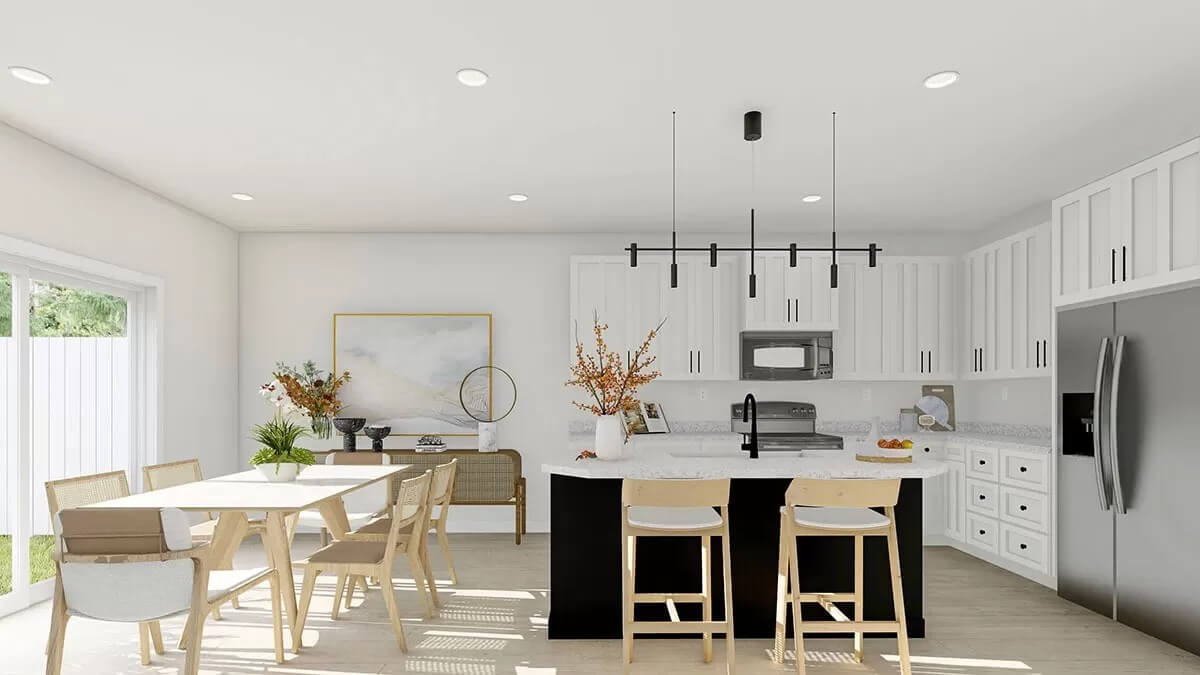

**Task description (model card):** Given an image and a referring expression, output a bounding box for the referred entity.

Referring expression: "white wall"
[0,122,240,478]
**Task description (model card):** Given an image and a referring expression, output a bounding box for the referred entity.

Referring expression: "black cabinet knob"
[979,529,986,535]
[1019,466,1028,473]
[1019,505,1028,511]
[979,459,986,465]
[978,494,986,500]
[1019,543,1028,550]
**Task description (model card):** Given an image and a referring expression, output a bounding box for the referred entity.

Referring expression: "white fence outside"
[1,337,132,536]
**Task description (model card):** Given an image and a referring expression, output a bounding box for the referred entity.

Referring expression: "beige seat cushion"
[307,540,389,565]
[787,506,890,530]
[627,506,723,531]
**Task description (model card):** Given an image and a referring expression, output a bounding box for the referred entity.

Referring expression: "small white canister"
[478,421,499,452]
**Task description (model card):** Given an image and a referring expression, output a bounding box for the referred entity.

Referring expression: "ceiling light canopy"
[802,194,822,203]
[923,70,960,89]
[457,68,489,87]
[508,193,528,202]
[8,66,52,85]
[231,193,255,201]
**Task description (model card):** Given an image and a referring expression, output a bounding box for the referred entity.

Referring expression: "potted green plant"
[249,415,317,482]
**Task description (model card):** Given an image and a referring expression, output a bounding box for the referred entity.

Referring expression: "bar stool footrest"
[633,592,707,603]
[629,621,730,634]
[797,620,901,632]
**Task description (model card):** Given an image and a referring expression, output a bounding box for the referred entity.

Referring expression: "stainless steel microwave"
[740,331,833,380]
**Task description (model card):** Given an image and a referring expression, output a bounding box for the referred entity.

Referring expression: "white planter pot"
[594,414,625,460]
[256,462,305,482]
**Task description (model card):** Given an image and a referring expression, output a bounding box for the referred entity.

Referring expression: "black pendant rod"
[830,111,839,289]
[670,110,678,288]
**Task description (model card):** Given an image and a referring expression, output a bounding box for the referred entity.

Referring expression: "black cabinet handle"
[697,350,701,373]
[1112,248,1116,284]
[1019,543,1028,550]
[1036,341,1040,368]
[689,350,694,373]
[787,298,791,322]
[1019,504,1028,511]
[1044,340,1048,367]
[1122,245,1127,281]
[795,299,799,321]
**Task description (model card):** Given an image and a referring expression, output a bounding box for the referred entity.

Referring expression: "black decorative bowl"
[363,425,391,452]
[333,417,366,452]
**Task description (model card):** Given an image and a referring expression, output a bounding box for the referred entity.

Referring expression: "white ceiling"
[4,1,1200,234]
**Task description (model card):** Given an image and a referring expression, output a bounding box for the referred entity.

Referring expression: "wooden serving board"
[855,451,913,464]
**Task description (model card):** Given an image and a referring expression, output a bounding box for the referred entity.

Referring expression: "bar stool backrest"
[784,478,901,508]
[621,478,731,508]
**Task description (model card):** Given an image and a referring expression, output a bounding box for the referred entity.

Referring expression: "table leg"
[263,512,300,647]
[317,497,352,540]
[209,512,249,569]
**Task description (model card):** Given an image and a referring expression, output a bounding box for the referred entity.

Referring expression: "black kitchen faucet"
[741,393,759,459]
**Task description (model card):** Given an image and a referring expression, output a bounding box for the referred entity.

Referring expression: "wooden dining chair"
[427,458,460,584]
[47,506,283,675]
[773,478,910,675]
[293,470,433,652]
[144,459,268,613]
[295,452,393,546]
[44,471,163,665]
[341,460,450,616]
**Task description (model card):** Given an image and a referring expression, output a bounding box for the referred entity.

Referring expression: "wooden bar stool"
[621,478,735,674]
[773,478,911,675]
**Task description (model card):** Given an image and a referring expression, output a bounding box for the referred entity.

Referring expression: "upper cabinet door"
[570,257,632,361]
[627,258,667,369]
[1053,136,1200,308]
[655,257,692,379]
[744,252,838,330]
[691,256,741,380]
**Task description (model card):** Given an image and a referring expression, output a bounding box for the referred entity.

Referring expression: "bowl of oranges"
[876,438,915,450]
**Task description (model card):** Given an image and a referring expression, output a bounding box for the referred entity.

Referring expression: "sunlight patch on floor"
[881,653,1033,669]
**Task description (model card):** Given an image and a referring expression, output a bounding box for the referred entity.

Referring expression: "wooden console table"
[316,449,527,544]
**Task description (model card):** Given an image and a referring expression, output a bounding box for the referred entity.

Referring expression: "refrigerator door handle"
[1093,337,1112,511]
[1110,335,1127,514]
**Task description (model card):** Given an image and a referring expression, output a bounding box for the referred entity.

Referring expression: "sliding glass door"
[0,259,145,616]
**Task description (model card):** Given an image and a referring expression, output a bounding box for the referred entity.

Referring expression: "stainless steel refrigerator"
[1058,285,1200,655]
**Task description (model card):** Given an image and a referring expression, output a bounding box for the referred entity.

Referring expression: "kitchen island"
[542,449,946,639]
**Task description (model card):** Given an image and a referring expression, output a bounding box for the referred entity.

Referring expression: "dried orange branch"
[565,313,663,416]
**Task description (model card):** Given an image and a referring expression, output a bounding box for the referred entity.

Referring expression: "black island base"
[548,474,924,640]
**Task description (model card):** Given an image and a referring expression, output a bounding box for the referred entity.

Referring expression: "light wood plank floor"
[3,534,1198,674]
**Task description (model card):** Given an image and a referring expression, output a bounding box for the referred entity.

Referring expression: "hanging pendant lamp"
[626,109,881,296]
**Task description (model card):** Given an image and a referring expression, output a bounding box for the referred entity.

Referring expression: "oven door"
[740,332,833,380]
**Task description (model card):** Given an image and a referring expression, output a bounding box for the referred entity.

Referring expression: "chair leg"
[211,603,222,621]
[178,612,193,651]
[182,605,206,675]
[437,522,458,584]
[787,528,805,675]
[853,534,864,663]
[332,574,348,620]
[149,620,165,655]
[293,566,319,654]
[408,549,433,620]
[701,534,713,663]
[230,594,240,610]
[268,571,284,664]
[886,513,912,675]
[46,574,69,675]
[380,570,409,652]
[773,515,789,664]
[343,575,355,610]
[422,541,440,611]
[320,527,328,547]
[514,501,521,545]
[621,532,634,669]
[720,522,736,675]
[138,622,151,666]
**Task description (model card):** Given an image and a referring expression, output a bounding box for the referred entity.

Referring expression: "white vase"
[256,462,305,482]
[478,421,498,452]
[594,414,625,460]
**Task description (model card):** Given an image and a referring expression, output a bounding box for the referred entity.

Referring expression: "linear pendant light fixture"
[626,110,881,297]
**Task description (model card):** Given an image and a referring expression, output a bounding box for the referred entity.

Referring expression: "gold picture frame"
[332,313,493,437]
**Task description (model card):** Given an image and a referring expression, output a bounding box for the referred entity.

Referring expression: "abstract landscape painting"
[333,313,492,435]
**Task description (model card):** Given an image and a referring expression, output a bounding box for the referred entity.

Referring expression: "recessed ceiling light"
[508,193,528,202]
[802,194,822,203]
[8,66,52,85]
[231,193,255,201]
[923,70,960,89]
[457,68,489,87]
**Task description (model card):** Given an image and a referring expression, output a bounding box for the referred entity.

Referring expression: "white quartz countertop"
[542,449,948,480]
[568,430,1052,454]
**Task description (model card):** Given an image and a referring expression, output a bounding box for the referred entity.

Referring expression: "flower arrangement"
[248,415,317,473]
[566,313,663,417]
[260,360,351,438]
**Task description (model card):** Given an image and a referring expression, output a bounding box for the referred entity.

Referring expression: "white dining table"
[90,464,408,647]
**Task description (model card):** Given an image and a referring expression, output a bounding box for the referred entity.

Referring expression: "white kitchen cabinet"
[1054,136,1200,308]
[744,252,838,330]
[569,255,739,381]
[963,223,1052,379]
[943,440,1055,587]
[836,256,955,381]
